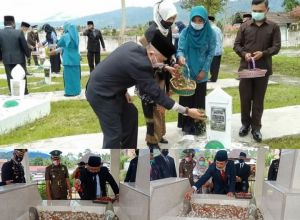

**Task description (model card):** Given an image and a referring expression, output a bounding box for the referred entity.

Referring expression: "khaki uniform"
[45,164,69,199]
[179,159,196,186]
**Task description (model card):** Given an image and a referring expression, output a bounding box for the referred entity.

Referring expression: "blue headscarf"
[63,22,79,47]
[185,6,214,49]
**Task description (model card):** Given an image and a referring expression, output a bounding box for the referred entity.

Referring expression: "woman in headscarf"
[41,24,61,74]
[177,6,216,135]
[50,23,81,96]
[139,0,178,149]
[193,156,211,193]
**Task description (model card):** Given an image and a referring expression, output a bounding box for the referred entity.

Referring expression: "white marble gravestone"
[119,149,150,220]
[43,59,51,85]
[10,64,26,98]
[0,183,41,220]
[206,87,232,148]
[262,149,300,220]
[0,96,50,136]
[150,178,190,220]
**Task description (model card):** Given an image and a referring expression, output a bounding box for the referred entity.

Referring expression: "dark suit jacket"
[80,166,119,200]
[0,27,30,64]
[235,162,251,192]
[1,159,26,183]
[154,154,177,179]
[268,159,280,181]
[124,157,138,182]
[83,28,105,52]
[194,160,236,194]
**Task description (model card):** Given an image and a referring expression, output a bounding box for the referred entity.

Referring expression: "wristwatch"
[184,107,189,115]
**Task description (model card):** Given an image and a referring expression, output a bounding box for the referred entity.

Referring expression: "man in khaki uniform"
[45,150,72,200]
[179,149,196,186]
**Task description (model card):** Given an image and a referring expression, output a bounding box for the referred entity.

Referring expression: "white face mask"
[191,22,204,31]
[252,12,266,21]
[53,160,60,166]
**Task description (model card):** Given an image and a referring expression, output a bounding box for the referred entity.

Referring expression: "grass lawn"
[264,135,300,149]
[221,47,300,78]
[0,48,299,148]
[0,83,299,146]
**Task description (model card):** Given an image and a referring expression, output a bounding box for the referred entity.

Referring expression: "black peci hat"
[208,16,215,22]
[215,150,228,162]
[87,21,94,25]
[150,31,176,59]
[88,156,101,167]
[239,152,247,158]
[4,15,15,23]
[21,21,30,28]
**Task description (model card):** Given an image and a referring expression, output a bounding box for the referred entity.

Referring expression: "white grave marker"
[43,59,51,85]
[205,87,232,148]
[262,150,300,220]
[10,64,26,98]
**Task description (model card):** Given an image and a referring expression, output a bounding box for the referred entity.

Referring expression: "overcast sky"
[0,0,179,23]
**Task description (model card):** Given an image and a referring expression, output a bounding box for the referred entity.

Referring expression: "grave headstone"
[205,87,232,148]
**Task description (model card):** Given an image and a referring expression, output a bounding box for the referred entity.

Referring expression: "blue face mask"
[252,12,266,21]
[199,161,205,166]
[191,22,204,31]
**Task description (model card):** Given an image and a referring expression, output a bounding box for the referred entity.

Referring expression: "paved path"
[2,105,299,150]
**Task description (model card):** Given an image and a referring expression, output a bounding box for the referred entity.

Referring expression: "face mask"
[239,159,244,163]
[161,150,169,157]
[252,12,266,21]
[199,161,205,166]
[185,157,191,162]
[15,155,23,163]
[191,22,204,31]
[160,20,173,29]
[53,160,60,166]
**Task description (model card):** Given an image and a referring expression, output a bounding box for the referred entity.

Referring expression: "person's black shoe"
[251,130,262,142]
[159,137,168,144]
[147,143,160,150]
[239,125,250,137]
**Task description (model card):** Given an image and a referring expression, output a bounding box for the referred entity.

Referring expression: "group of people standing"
[0,149,119,200]
[0,16,106,97]
[149,149,252,197]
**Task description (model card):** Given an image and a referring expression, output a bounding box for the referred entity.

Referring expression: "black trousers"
[239,76,269,131]
[4,63,29,95]
[87,51,100,73]
[178,82,207,133]
[210,55,222,82]
[50,53,61,73]
[88,94,138,149]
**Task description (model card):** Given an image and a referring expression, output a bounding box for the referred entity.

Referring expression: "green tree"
[30,157,44,166]
[283,0,300,12]
[180,0,228,15]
